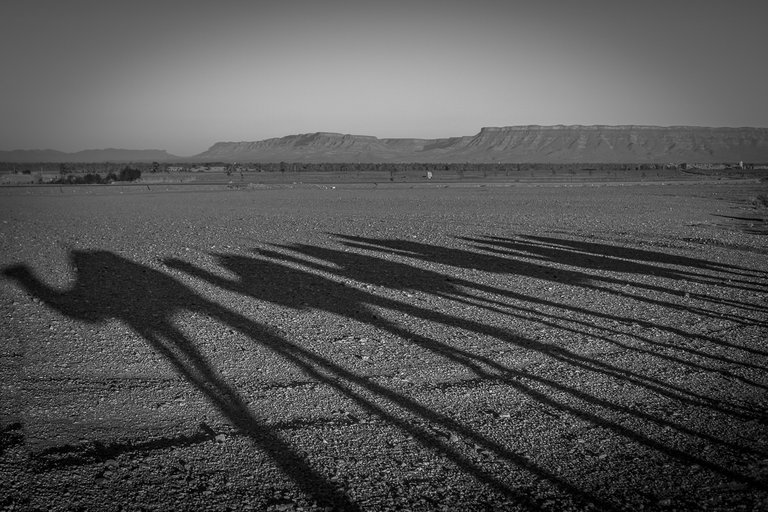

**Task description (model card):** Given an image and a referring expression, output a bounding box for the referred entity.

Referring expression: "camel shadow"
[5,238,766,509]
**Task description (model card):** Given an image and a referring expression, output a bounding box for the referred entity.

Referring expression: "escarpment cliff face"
[194,126,768,163]
[199,132,404,163]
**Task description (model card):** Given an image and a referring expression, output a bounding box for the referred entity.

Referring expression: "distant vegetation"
[2,160,765,174]
[0,161,736,174]
[49,165,142,184]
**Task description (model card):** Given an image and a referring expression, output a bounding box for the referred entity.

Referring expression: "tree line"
[49,166,142,184]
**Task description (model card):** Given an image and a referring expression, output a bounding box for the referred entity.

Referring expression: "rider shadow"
[475,234,768,292]
[2,251,357,510]
[334,233,768,347]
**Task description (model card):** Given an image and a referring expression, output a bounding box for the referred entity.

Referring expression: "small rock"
[215,433,227,443]
[199,422,217,437]
[343,412,360,423]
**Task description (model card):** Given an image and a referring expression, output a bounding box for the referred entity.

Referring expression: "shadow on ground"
[4,231,767,509]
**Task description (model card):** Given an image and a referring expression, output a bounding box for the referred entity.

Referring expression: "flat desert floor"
[1,181,767,511]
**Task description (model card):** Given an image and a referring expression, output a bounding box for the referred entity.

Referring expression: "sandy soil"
[1,181,767,511]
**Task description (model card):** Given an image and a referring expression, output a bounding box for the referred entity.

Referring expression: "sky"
[1,0,767,156]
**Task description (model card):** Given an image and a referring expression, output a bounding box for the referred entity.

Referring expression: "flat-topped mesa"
[191,125,768,163]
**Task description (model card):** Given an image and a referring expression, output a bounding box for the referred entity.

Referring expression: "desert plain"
[1,178,767,511]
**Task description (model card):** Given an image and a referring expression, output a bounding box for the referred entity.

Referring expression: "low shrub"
[118,167,142,182]
[82,173,103,184]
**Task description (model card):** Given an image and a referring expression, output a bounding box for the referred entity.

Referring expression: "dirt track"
[1,181,767,511]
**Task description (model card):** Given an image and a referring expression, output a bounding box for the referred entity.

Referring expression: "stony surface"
[1,180,767,511]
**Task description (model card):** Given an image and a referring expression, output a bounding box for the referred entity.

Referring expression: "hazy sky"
[2,0,767,155]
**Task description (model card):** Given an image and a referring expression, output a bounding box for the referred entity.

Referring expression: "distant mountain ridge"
[0,148,180,163]
[4,126,768,163]
[195,125,768,164]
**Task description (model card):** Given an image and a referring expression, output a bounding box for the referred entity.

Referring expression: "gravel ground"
[1,181,767,511]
